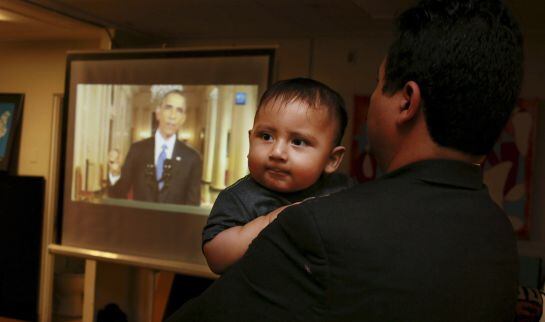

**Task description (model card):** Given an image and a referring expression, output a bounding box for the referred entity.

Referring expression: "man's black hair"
[384,0,523,155]
[161,89,185,103]
[258,78,348,146]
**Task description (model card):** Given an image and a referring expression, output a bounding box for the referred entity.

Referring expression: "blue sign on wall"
[235,92,247,105]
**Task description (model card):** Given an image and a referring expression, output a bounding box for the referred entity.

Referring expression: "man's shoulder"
[132,137,154,146]
[174,140,201,159]
[319,172,357,192]
[293,178,403,223]
[128,137,154,153]
[313,175,389,200]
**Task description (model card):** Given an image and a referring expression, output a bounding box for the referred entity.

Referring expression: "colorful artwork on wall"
[350,95,379,182]
[482,99,541,239]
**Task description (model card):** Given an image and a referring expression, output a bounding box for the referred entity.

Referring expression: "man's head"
[108,148,121,176]
[248,78,347,193]
[368,0,523,170]
[155,90,187,139]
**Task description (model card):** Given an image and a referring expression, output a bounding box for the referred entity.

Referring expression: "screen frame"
[56,48,275,247]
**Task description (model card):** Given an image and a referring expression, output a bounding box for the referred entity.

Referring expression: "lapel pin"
[176,156,182,161]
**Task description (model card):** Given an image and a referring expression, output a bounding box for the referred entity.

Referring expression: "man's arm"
[203,205,290,274]
[167,201,329,321]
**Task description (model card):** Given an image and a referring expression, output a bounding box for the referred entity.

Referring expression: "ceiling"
[1,0,544,43]
[22,0,409,41]
[0,0,103,41]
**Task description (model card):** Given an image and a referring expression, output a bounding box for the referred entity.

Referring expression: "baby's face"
[248,100,338,193]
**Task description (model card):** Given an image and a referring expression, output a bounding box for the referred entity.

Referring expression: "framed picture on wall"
[350,95,379,182]
[0,93,24,174]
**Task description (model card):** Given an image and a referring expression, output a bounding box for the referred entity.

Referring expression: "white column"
[202,87,218,184]
[210,87,233,190]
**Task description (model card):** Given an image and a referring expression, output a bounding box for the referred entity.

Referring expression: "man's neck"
[384,125,483,173]
[157,131,175,142]
[386,145,482,173]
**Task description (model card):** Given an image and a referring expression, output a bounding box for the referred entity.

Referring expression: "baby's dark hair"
[257,78,347,146]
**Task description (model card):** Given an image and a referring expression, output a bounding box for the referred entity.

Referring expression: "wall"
[521,32,545,241]
[0,37,108,321]
[0,39,107,178]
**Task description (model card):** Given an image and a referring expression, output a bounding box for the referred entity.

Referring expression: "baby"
[202,78,354,274]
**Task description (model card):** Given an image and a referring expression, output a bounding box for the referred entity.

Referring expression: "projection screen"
[58,49,274,266]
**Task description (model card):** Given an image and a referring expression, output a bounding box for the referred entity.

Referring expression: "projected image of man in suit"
[108,90,202,205]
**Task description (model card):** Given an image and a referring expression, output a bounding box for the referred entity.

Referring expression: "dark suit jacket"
[109,137,202,205]
[168,159,518,322]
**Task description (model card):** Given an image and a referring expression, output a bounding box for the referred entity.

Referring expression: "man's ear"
[324,146,346,174]
[397,81,421,125]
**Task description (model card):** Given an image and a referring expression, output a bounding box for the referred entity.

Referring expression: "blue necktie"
[156,144,167,190]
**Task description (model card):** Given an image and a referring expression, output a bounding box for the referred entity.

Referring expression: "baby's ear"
[324,146,345,174]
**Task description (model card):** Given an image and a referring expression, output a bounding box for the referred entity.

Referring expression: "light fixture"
[0,8,23,22]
